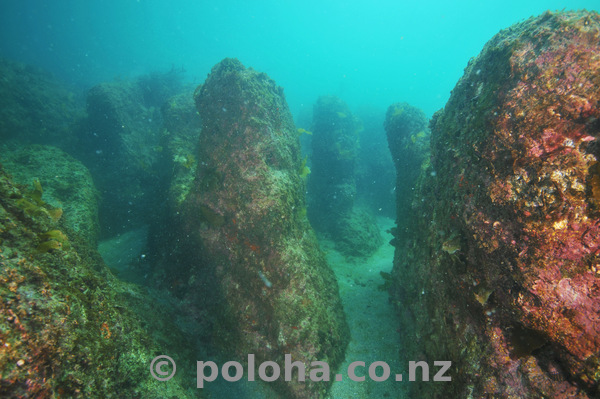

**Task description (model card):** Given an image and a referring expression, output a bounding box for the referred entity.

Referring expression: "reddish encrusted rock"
[182,58,349,398]
[392,10,600,398]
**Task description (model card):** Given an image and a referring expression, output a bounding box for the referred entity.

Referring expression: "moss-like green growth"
[35,239,63,253]
[1,144,99,245]
[30,179,44,205]
[15,187,63,224]
[0,58,84,146]
[0,165,201,398]
[36,229,71,252]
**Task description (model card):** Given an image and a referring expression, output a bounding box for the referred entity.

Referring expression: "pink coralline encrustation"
[391,10,600,398]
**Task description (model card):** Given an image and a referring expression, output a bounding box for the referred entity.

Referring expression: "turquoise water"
[1,3,599,399]
[1,0,597,118]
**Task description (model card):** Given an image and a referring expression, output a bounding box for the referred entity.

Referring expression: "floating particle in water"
[258,271,272,288]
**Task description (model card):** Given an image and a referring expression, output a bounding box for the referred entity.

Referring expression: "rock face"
[0,144,100,246]
[309,95,382,257]
[391,10,600,398]
[161,89,202,209]
[0,58,83,148]
[0,165,199,399]
[182,59,349,398]
[79,78,172,237]
[146,89,202,282]
[309,96,359,231]
[384,102,430,241]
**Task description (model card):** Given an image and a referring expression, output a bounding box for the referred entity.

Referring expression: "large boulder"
[0,165,200,398]
[160,89,202,209]
[0,144,100,246]
[309,95,359,230]
[146,88,202,289]
[177,58,349,398]
[78,75,176,237]
[391,10,600,398]
[0,58,84,148]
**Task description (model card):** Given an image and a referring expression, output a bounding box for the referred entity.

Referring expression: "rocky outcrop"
[160,89,202,209]
[0,58,84,148]
[0,165,200,398]
[391,10,600,398]
[79,75,177,237]
[145,88,203,292]
[384,102,430,242]
[176,59,349,398]
[0,144,100,246]
[309,95,382,257]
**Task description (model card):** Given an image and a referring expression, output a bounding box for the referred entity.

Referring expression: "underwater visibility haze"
[2,0,598,117]
[1,1,600,398]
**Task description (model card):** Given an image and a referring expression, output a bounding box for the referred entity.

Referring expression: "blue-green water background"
[1,0,598,119]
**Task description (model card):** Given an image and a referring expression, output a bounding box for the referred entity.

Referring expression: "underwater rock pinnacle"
[181,58,349,399]
[391,10,600,398]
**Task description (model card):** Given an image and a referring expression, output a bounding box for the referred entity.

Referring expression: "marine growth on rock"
[391,10,600,398]
[178,58,349,399]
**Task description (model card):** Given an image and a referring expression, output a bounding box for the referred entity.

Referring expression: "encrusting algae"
[0,164,201,398]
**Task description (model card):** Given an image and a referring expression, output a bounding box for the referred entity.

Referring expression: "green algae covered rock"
[161,89,202,209]
[0,143,100,246]
[180,58,349,398]
[0,58,84,148]
[390,10,600,398]
[0,165,200,398]
[335,207,383,258]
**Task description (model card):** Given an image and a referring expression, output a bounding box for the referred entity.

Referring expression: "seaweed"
[298,156,311,179]
[15,180,63,223]
[36,229,70,252]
